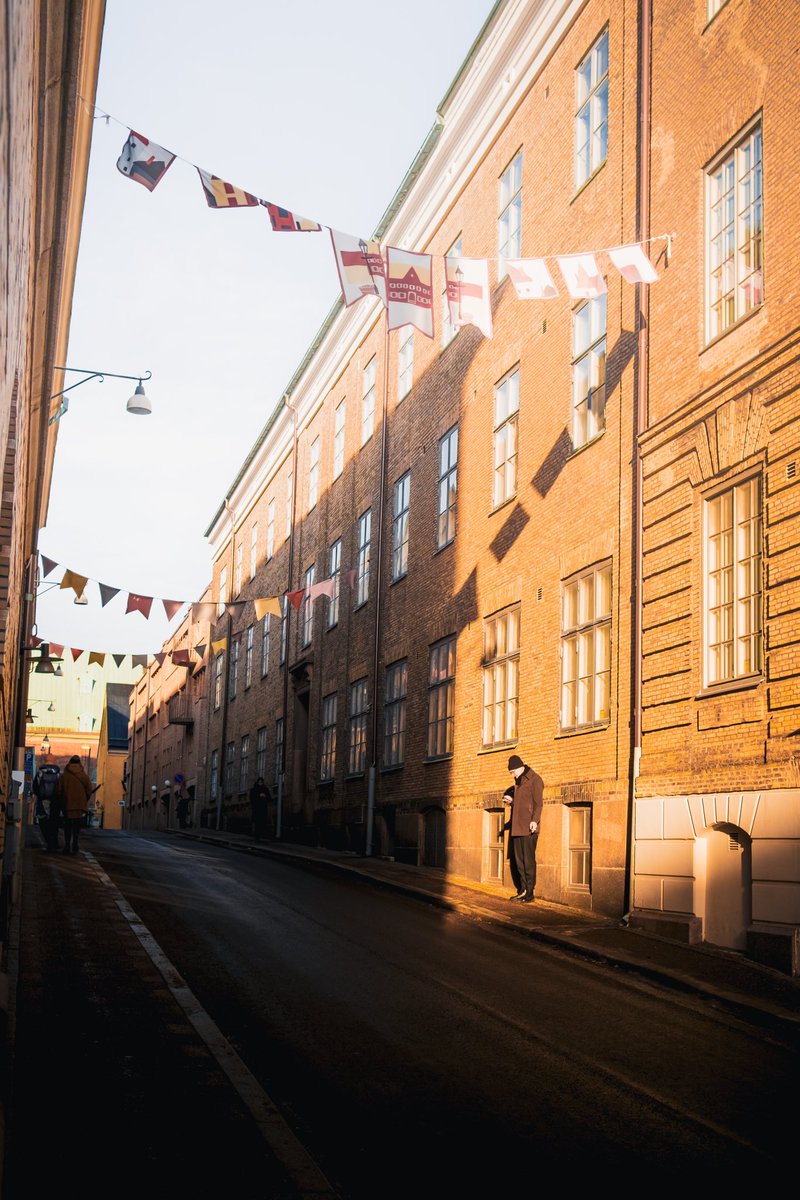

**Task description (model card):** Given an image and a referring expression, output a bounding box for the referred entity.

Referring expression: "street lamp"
[48,366,153,425]
[40,734,50,754]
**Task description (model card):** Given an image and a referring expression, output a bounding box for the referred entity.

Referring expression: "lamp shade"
[126,383,152,415]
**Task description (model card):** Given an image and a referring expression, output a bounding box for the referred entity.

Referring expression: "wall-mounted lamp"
[74,592,89,606]
[23,643,64,675]
[48,366,153,425]
[40,735,50,753]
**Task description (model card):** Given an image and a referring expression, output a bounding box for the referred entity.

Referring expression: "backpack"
[37,767,59,800]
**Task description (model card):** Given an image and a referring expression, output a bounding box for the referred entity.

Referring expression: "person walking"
[503,754,543,903]
[58,755,94,855]
[249,776,272,842]
[33,764,62,851]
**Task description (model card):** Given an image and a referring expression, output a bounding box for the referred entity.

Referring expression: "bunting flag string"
[82,101,670,351]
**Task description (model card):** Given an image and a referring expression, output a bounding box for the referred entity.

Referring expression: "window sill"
[571,157,607,204]
[555,722,609,739]
[434,537,455,557]
[488,495,516,519]
[701,302,763,353]
[326,621,338,632]
[568,427,605,459]
[696,674,762,700]
[424,754,454,765]
[345,772,366,781]
[318,777,335,788]
[477,744,517,757]
[380,763,405,775]
[353,600,368,613]
[390,572,407,586]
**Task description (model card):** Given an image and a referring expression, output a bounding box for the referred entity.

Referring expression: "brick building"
[133,0,799,965]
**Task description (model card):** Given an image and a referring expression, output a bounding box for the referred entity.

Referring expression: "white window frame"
[286,471,293,540]
[482,607,520,748]
[706,120,763,342]
[250,522,258,580]
[308,436,320,511]
[217,565,227,617]
[427,636,455,758]
[267,499,275,560]
[398,328,414,400]
[320,693,337,782]
[327,538,341,628]
[302,564,315,648]
[356,509,371,607]
[333,399,346,479]
[384,660,407,767]
[260,614,270,677]
[234,542,243,596]
[575,29,609,190]
[437,425,458,550]
[560,561,612,731]
[245,624,254,689]
[704,474,762,686]
[348,679,369,776]
[239,734,249,794]
[391,472,410,581]
[572,294,606,449]
[497,154,522,278]
[256,726,267,779]
[213,652,223,710]
[362,357,376,445]
[493,368,519,509]
[569,805,592,890]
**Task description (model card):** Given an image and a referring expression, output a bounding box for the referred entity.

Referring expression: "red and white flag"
[197,168,259,209]
[505,258,559,300]
[444,257,493,339]
[386,247,434,339]
[117,131,176,192]
[263,202,321,232]
[329,229,387,307]
[607,243,659,285]
[556,253,606,299]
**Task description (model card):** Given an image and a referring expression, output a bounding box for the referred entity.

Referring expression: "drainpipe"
[626,0,652,914]
[139,668,152,830]
[366,319,391,857]
[278,395,299,840]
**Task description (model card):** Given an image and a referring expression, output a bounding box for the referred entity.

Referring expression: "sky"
[37,0,497,659]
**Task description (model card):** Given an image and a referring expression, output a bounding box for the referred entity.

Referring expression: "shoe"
[521,895,535,903]
[509,892,526,901]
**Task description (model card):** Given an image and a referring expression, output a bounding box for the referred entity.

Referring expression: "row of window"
[210,471,764,804]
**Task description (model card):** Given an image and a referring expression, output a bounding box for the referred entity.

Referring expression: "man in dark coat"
[58,755,94,855]
[503,754,543,903]
[249,776,272,842]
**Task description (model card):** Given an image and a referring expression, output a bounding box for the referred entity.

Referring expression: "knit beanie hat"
[507,754,524,770]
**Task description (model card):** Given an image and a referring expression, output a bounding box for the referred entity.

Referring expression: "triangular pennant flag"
[505,258,559,300]
[308,578,336,602]
[556,253,606,299]
[342,567,357,589]
[225,601,247,619]
[70,647,84,661]
[444,257,493,339]
[29,634,43,648]
[211,637,228,655]
[131,654,148,671]
[607,243,659,285]
[286,588,305,611]
[254,596,282,620]
[194,642,208,659]
[263,201,321,232]
[162,598,184,621]
[386,246,434,338]
[126,593,154,619]
[40,555,58,577]
[99,582,120,608]
[116,130,176,192]
[192,602,217,621]
[88,651,106,667]
[197,168,259,209]
[171,649,191,666]
[49,643,64,659]
[60,569,89,598]
[112,654,127,668]
[329,229,387,307]
[154,652,167,667]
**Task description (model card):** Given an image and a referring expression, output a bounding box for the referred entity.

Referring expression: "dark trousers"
[513,832,539,899]
[64,817,83,853]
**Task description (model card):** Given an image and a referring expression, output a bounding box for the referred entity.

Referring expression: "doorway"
[699,824,752,950]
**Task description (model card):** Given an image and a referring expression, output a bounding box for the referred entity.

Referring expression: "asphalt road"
[85,832,796,1195]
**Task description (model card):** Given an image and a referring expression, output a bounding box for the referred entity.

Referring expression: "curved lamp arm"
[48,367,152,425]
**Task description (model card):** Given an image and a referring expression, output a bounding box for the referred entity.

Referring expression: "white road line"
[84,850,338,1199]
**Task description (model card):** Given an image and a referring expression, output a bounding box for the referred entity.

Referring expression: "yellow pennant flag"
[88,651,106,666]
[60,569,89,598]
[211,637,228,655]
[254,596,282,620]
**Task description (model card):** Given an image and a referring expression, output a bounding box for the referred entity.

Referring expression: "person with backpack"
[57,756,96,855]
[33,764,62,851]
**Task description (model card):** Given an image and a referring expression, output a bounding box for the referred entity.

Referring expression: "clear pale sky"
[37,0,497,658]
